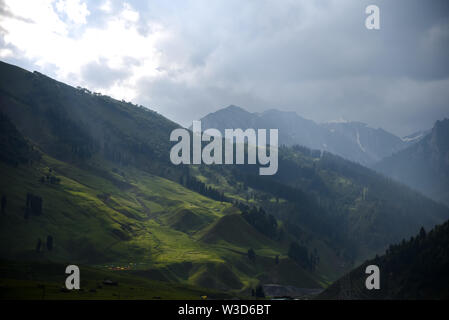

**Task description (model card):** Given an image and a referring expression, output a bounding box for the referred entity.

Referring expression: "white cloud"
[55,0,90,25]
[3,0,68,35]
[0,48,14,58]
[99,0,112,13]
[120,2,139,23]
[0,0,166,102]
[1,0,448,135]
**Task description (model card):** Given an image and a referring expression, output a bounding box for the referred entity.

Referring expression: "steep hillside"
[0,61,325,296]
[0,61,179,179]
[0,139,323,293]
[319,219,449,300]
[1,61,447,298]
[375,119,449,205]
[0,113,40,166]
[194,145,449,263]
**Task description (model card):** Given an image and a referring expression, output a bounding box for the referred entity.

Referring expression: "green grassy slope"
[1,60,448,299]
[0,260,232,300]
[0,147,322,296]
[0,60,343,296]
[196,145,449,261]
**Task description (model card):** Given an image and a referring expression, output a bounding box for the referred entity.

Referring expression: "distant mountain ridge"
[197,105,416,165]
[375,119,449,205]
[1,60,448,299]
[401,129,430,143]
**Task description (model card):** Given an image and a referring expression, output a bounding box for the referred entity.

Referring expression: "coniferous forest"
[1,60,448,300]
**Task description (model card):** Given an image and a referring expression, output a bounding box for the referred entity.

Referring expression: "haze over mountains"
[199,105,449,207]
[375,119,449,206]
[197,105,420,165]
[1,60,449,299]
[319,218,449,299]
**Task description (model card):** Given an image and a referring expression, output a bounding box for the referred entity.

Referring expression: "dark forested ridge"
[0,61,181,178]
[224,144,449,260]
[1,60,448,298]
[319,219,449,299]
[0,113,40,166]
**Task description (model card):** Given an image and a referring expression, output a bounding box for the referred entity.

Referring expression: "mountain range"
[198,105,449,206]
[1,60,448,299]
[197,105,419,165]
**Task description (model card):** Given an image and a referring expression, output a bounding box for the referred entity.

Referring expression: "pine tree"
[1,195,6,214]
[36,238,42,252]
[247,248,256,262]
[46,235,53,251]
[419,227,426,238]
[255,285,265,298]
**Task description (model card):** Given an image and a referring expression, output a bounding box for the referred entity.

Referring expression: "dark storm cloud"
[1,0,448,136]
[131,0,449,135]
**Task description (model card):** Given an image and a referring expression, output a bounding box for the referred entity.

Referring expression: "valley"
[1,60,448,299]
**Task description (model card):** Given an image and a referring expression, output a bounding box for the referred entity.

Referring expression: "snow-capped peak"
[326,117,349,124]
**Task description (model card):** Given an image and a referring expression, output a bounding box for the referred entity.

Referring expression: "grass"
[0,260,232,300]
[0,152,323,298]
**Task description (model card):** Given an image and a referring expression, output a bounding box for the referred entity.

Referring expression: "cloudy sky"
[1,0,448,136]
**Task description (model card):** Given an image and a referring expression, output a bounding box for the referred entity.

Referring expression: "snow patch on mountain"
[356,130,366,153]
[326,117,349,124]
